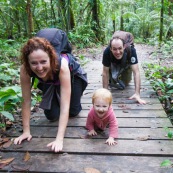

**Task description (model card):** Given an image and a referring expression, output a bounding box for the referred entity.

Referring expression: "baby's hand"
[105,137,118,146]
[88,129,97,136]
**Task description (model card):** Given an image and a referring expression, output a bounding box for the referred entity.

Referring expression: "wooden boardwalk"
[1,55,173,172]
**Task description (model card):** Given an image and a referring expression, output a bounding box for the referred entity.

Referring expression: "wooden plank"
[0,152,171,173]
[86,84,153,90]
[87,78,151,85]
[81,103,163,110]
[83,90,157,98]
[8,127,171,140]
[28,117,173,128]
[81,97,160,104]
[2,138,173,156]
[33,109,167,118]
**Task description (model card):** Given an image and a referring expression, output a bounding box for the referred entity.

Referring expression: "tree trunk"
[14,9,21,37]
[120,5,124,31]
[113,20,115,33]
[50,0,56,27]
[159,0,164,42]
[26,0,34,37]
[167,0,173,37]
[59,0,75,32]
[59,0,67,31]
[68,0,75,31]
[91,0,101,41]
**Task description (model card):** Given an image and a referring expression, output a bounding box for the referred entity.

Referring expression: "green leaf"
[0,75,12,81]
[0,63,12,69]
[160,159,172,167]
[168,131,173,138]
[0,111,14,121]
[166,89,173,94]
[0,89,16,98]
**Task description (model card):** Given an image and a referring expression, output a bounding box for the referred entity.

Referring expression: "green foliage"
[144,64,173,107]
[0,86,22,121]
[0,39,21,63]
[157,38,173,60]
[143,40,173,118]
[165,127,173,139]
[0,63,20,87]
[78,55,90,66]
[123,8,160,40]
[160,159,173,167]
[68,25,99,48]
[160,127,173,167]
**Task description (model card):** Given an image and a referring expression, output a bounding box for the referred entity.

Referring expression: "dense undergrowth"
[142,39,173,120]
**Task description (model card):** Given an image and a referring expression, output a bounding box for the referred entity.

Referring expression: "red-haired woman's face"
[28,49,51,81]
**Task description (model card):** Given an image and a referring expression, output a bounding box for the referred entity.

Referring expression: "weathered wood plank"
[0,152,170,173]
[86,81,152,87]
[83,90,157,98]
[28,117,173,128]
[8,127,171,140]
[81,103,163,110]
[81,97,160,104]
[79,109,167,118]
[33,109,167,118]
[2,139,173,156]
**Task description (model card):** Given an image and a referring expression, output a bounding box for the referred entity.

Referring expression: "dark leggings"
[42,76,83,121]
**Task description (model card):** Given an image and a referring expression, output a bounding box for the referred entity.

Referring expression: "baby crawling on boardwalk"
[86,88,118,145]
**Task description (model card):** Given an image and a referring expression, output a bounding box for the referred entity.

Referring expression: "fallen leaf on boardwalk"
[13,144,23,149]
[123,110,129,113]
[62,153,68,156]
[0,138,9,145]
[84,167,101,173]
[136,136,149,141]
[24,151,30,162]
[79,135,88,139]
[0,157,14,169]
[118,104,125,108]
[118,104,131,110]
[11,164,30,171]
[147,102,153,105]
[2,140,12,148]
[84,92,92,95]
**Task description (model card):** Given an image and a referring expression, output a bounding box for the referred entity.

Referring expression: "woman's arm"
[102,66,109,89]
[47,58,71,152]
[14,65,32,144]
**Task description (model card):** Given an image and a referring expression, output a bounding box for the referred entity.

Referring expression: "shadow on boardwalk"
[1,45,173,173]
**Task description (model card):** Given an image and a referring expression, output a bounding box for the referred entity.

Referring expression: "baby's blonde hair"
[92,88,112,106]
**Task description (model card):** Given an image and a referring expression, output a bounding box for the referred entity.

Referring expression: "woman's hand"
[47,139,63,153]
[129,93,146,105]
[105,137,118,146]
[14,132,32,145]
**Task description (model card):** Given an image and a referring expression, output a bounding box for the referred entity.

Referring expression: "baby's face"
[93,98,110,118]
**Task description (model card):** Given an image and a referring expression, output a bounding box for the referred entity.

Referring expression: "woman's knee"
[44,109,60,121]
[69,105,82,117]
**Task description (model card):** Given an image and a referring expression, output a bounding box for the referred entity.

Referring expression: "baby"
[86,88,118,145]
